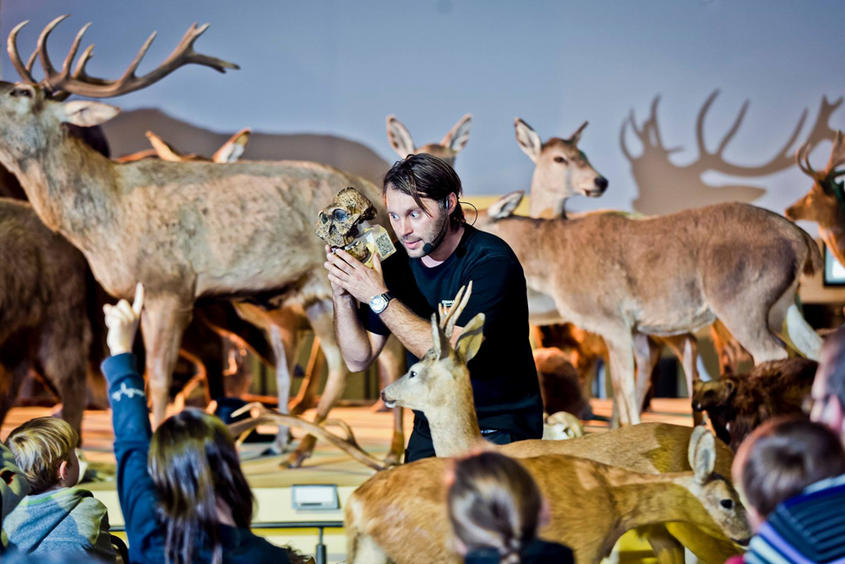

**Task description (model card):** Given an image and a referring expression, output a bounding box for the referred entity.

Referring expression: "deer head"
[381,283,484,413]
[386,114,472,165]
[786,131,845,228]
[514,117,608,218]
[675,426,751,544]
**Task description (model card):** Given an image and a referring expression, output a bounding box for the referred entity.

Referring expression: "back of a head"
[5,417,77,495]
[383,153,466,226]
[818,327,845,416]
[735,416,845,522]
[447,451,543,564]
[148,408,253,564]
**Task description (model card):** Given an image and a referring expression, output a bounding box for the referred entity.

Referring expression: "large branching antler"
[228,402,389,471]
[7,15,238,98]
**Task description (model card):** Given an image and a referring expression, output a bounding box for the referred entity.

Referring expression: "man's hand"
[325,247,388,304]
[103,283,144,356]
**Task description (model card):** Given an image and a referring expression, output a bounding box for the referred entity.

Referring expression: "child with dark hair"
[447,450,573,564]
[2,417,115,561]
[102,284,304,564]
[731,416,845,563]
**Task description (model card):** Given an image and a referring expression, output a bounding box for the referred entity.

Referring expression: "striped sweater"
[744,474,845,563]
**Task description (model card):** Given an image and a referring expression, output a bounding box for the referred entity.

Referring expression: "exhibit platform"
[1,399,695,563]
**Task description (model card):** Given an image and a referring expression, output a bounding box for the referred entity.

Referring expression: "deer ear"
[568,121,589,145]
[488,191,524,220]
[689,425,716,483]
[213,128,251,163]
[455,313,485,363]
[441,114,472,154]
[59,100,120,127]
[430,313,450,360]
[386,115,415,158]
[514,118,542,163]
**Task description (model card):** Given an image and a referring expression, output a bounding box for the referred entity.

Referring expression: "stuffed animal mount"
[315,187,395,267]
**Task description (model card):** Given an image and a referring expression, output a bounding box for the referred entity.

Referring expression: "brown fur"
[0,199,91,438]
[478,193,822,425]
[692,357,817,451]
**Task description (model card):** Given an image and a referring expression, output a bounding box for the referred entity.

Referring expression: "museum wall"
[2,0,844,223]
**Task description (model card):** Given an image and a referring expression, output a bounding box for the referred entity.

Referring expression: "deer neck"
[427,375,483,457]
[608,470,706,532]
[14,134,119,251]
[529,178,566,219]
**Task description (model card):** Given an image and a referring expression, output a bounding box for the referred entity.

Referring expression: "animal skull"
[316,186,389,265]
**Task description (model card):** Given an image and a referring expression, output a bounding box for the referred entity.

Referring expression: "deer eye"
[9,87,31,98]
[720,499,734,510]
[409,370,417,379]
[553,156,568,164]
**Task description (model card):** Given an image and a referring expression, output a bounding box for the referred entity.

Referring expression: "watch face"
[370,294,387,313]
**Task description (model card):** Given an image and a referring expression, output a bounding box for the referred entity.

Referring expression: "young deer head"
[386,114,472,165]
[381,283,484,415]
[514,117,608,218]
[786,131,845,266]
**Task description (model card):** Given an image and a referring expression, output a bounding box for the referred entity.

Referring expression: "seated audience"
[731,416,845,563]
[2,417,115,561]
[447,450,573,564]
[810,326,845,441]
[101,284,304,564]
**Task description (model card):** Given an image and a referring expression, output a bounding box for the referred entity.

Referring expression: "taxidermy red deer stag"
[0,16,393,466]
[351,295,750,563]
[786,129,845,269]
[476,191,822,426]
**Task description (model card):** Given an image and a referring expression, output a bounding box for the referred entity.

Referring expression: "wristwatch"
[369,291,394,314]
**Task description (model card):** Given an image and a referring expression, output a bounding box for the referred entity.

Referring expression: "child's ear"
[57,460,70,485]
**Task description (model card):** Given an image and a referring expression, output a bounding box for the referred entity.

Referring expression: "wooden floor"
[2,398,695,563]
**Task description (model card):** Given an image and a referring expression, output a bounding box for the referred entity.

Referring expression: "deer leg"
[141,294,193,426]
[639,524,685,564]
[633,333,661,413]
[604,333,640,425]
[0,358,31,429]
[378,335,406,465]
[266,322,294,453]
[290,335,323,414]
[660,334,703,425]
[287,299,348,468]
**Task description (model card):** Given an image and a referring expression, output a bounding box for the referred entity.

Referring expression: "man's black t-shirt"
[361,225,543,459]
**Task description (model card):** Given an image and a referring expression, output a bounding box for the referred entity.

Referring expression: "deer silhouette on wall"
[621,91,842,215]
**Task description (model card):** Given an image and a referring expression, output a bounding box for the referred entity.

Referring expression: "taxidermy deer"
[135,130,409,461]
[385,114,472,165]
[476,191,822,426]
[0,16,396,466]
[351,299,750,563]
[786,130,845,269]
[0,200,91,438]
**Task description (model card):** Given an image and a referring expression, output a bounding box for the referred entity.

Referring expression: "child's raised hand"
[103,283,144,356]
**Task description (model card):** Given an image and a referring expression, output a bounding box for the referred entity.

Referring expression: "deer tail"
[798,226,822,276]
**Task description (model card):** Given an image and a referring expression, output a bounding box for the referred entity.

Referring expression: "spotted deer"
[0,16,398,467]
[786,130,845,269]
[349,294,750,563]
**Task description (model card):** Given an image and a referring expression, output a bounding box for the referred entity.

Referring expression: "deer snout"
[586,176,608,196]
[380,390,396,408]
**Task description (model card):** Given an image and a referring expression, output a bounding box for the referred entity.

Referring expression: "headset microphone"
[422,199,451,256]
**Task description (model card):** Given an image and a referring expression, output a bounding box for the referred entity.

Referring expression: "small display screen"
[823,244,845,286]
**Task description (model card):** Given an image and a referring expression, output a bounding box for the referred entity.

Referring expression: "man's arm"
[326,247,435,359]
[331,290,388,372]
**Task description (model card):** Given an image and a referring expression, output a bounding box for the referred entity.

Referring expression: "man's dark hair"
[383,153,465,226]
[822,326,845,410]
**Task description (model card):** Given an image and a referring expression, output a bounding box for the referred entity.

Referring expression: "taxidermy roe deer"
[475,192,822,426]
[378,285,748,563]
[0,15,391,456]
[350,295,750,564]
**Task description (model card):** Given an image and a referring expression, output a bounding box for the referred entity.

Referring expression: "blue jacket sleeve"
[102,353,165,564]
